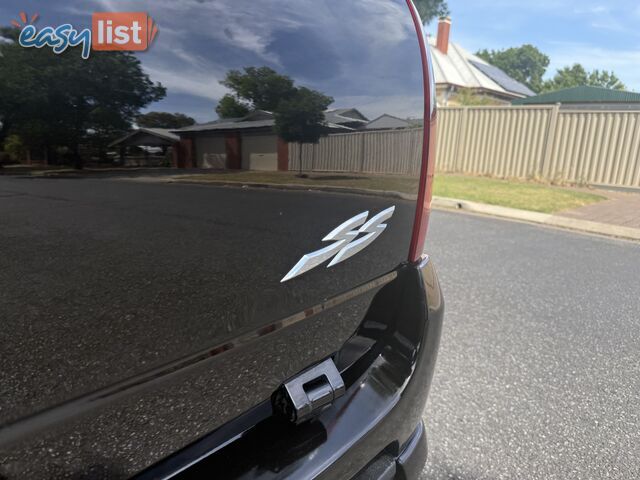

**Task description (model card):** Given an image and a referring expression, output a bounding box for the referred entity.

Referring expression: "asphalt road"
[421,210,640,480]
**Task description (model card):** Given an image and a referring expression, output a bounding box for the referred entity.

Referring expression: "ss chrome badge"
[281,206,395,282]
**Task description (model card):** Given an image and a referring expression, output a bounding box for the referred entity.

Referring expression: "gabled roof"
[108,128,179,147]
[241,109,274,121]
[143,128,180,141]
[174,118,276,133]
[324,108,369,125]
[174,108,362,134]
[512,86,640,105]
[428,37,534,98]
[174,111,275,133]
[364,114,411,130]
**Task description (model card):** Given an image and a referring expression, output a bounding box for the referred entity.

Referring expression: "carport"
[109,128,180,167]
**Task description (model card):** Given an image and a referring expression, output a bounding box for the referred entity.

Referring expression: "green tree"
[588,70,626,90]
[136,111,195,129]
[274,87,334,176]
[413,0,450,24]
[0,26,165,168]
[477,44,549,93]
[2,134,26,163]
[451,88,501,106]
[219,66,296,113]
[542,64,626,92]
[218,66,334,174]
[215,94,250,118]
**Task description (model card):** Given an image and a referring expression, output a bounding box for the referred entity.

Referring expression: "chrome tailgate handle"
[272,358,345,424]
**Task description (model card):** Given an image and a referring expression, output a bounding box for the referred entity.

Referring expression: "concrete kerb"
[118,175,640,242]
[168,178,419,201]
[431,196,640,242]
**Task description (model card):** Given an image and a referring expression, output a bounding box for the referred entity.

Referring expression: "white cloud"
[590,20,626,32]
[58,5,95,16]
[93,0,118,12]
[19,0,424,120]
[574,5,609,15]
[134,0,420,104]
[142,65,227,101]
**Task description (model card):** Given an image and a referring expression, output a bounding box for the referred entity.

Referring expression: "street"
[421,210,640,479]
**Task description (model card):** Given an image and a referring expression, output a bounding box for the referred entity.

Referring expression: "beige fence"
[289,106,640,188]
[289,128,423,175]
[437,106,640,188]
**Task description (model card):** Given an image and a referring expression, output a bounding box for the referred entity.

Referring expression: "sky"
[425,0,640,91]
[4,0,638,123]
[0,0,425,122]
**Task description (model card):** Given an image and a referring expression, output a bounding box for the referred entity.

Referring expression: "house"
[428,18,534,106]
[172,109,364,170]
[364,114,412,130]
[512,85,640,110]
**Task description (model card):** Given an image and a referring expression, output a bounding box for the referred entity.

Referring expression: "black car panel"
[0,0,438,478]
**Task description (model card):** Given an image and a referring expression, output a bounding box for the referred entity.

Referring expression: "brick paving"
[559,189,640,229]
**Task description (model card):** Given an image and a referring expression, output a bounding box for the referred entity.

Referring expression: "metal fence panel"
[362,129,422,175]
[437,106,552,179]
[288,106,640,187]
[546,111,640,187]
[289,128,422,175]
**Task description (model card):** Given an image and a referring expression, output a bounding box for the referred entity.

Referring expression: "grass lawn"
[175,171,606,214]
[178,171,421,195]
[432,174,606,213]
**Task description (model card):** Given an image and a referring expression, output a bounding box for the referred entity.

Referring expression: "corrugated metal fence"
[289,128,423,175]
[436,106,640,187]
[437,106,551,179]
[289,106,640,188]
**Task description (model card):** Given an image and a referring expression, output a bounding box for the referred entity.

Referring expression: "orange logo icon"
[91,12,158,51]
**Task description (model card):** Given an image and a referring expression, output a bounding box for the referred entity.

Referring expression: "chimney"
[436,17,451,55]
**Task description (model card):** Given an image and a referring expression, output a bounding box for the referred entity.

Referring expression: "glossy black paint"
[136,259,443,480]
[0,0,437,478]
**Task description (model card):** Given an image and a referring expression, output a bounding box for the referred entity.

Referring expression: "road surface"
[422,210,640,480]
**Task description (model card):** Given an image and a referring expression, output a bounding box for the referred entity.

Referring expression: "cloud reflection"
[0,0,425,122]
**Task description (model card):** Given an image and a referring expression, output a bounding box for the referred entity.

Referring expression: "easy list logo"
[13,11,158,59]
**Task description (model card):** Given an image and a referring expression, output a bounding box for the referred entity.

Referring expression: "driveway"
[559,188,640,229]
[422,210,640,479]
